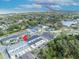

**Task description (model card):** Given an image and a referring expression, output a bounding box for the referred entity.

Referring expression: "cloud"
[0,9,12,14]
[20,4,42,8]
[33,0,79,11]
[0,3,43,14]
[0,9,28,14]
[14,7,22,10]
[50,5,62,10]
[14,4,42,11]
[12,4,43,13]
[0,0,79,14]
[34,0,78,6]
[72,2,78,6]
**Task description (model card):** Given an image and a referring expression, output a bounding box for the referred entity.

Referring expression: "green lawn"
[0,53,3,59]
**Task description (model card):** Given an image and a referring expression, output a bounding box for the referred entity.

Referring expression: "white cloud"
[0,0,79,14]
[0,9,27,14]
[33,4,42,8]
[0,10,12,14]
[0,3,43,14]
[51,5,61,8]
[10,4,43,13]
[72,2,78,6]
[14,7,22,10]
[20,4,42,8]
[34,0,78,6]
[50,5,62,10]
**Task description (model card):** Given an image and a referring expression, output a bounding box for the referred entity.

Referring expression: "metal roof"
[41,32,54,39]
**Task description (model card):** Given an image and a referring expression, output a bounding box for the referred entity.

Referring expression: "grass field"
[0,53,3,59]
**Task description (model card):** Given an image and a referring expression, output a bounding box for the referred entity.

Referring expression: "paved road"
[0,29,27,42]
[2,50,10,59]
[20,52,35,59]
[0,46,6,52]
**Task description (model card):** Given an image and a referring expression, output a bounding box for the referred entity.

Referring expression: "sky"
[0,0,79,14]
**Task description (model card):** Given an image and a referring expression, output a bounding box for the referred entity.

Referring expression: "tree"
[38,34,79,59]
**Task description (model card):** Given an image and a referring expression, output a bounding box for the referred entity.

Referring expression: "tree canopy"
[38,34,79,59]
